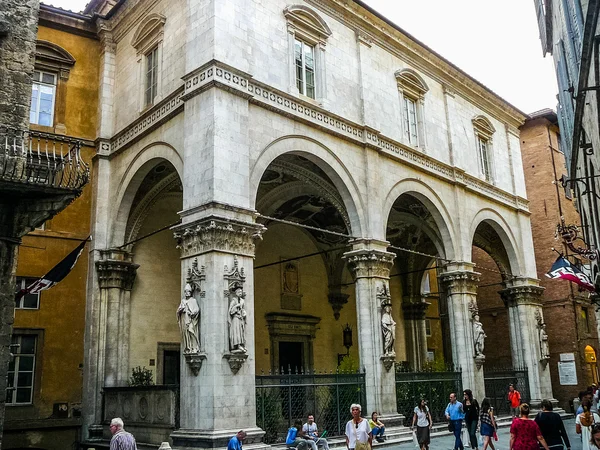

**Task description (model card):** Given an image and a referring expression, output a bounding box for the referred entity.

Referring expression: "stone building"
[535,1,600,291]
[0,0,89,447]
[68,0,560,447]
[2,4,99,449]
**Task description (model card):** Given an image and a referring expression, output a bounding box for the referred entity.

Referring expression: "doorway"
[279,341,303,374]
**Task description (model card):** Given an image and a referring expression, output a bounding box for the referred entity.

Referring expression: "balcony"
[0,126,89,195]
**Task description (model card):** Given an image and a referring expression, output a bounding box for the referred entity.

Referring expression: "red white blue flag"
[546,256,596,292]
[15,238,89,301]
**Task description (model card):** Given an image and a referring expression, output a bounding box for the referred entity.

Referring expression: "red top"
[510,418,542,450]
[509,390,521,408]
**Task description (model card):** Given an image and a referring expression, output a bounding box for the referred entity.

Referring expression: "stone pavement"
[386,419,581,450]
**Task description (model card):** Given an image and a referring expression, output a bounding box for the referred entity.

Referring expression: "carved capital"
[328,292,349,320]
[402,301,430,320]
[343,249,395,280]
[173,217,266,258]
[499,285,544,307]
[439,270,480,295]
[96,249,139,290]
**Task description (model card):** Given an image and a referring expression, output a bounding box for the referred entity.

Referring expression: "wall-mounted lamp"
[338,323,353,365]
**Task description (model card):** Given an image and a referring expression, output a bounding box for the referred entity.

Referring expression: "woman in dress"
[534,399,570,450]
[509,404,550,450]
[479,398,497,450]
[464,389,480,450]
[369,412,385,443]
[345,404,372,450]
[411,399,432,450]
[577,399,600,450]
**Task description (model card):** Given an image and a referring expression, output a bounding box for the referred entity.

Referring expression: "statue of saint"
[228,284,247,353]
[381,304,396,356]
[177,283,200,354]
[472,314,486,357]
[539,323,550,359]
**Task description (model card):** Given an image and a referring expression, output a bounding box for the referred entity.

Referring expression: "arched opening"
[122,159,183,385]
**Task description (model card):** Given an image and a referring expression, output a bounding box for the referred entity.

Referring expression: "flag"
[546,256,596,292]
[15,238,89,301]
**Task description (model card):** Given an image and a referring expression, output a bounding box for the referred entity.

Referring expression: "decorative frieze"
[343,249,395,280]
[96,249,139,290]
[499,285,544,307]
[173,217,266,258]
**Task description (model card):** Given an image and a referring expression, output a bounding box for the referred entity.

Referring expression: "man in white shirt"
[303,414,329,450]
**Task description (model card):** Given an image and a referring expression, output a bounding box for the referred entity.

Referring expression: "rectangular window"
[30,71,56,127]
[425,319,432,337]
[145,47,159,107]
[581,307,591,333]
[14,278,40,310]
[403,96,418,146]
[295,39,315,99]
[6,334,37,405]
[477,136,491,181]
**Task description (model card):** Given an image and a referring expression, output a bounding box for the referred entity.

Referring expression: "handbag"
[461,426,470,447]
[493,431,498,442]
[412,430,419,448]
[352,420,370,450]
[448,421,455,432]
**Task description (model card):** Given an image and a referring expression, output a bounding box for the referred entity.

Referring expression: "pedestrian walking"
[509,404,550,450]
[479,398,497,450]
[534,399,570,450]
[303,414,330,450]
[369,412,385,443]
[345,404,372,450]
[464,389,480,449]
[446,392,465,450]
[412,398,432,450]
[508,384,522,419]
[591,423,600,449]
[578,391,595,415]
[228,430,247,450]
[576,400,600,450]
[110,418,137,450]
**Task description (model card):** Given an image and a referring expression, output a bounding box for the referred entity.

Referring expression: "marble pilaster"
[439,262,485,401]
[500,278,554,406]
[343,239,401,424]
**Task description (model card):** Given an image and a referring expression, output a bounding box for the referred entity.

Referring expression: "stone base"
[377,413,405,428]
[171,427,268,450]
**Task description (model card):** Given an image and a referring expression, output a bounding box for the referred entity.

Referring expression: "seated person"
[369,412,385,442]
[303,414,329,450]
[286,419,317,450]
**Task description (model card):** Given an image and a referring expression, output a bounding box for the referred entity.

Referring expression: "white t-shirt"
[576,412,600,450]
[345,419,371,449]
[303,422,318,437]
[414,406,429,427]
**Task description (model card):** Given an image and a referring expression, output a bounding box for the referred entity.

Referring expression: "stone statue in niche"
[472,314,486,357]
[177,283,200,354]
[228,281,247,353]
[539,323,550,360]
[377,283,396,356]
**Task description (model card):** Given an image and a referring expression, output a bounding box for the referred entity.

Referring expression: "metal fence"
[395,363,463,426]
[256,371,366,444]
[483,367,529,416]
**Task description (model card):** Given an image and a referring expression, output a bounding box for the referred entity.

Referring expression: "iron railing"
[256,370,366,444]
[0,126,89,190]
[395,363,463,426]
[483,366,529,416]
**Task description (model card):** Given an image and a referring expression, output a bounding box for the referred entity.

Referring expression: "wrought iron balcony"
[0,126,89,192]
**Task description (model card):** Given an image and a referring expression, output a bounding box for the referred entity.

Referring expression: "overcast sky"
[43,0,558,114]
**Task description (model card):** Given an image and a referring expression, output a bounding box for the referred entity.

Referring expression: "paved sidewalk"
[386,419,581,450]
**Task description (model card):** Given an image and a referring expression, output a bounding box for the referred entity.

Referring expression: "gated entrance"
[395,363,463,426]
[483,367,529,416]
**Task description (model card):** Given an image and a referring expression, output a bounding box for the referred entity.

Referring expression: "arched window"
[472,115,496,182]
[283,5,331,103]
[395,69,429,149]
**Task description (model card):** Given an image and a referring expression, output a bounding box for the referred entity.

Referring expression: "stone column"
[170,212,268,449]
[439,262,485,401]
[402,299,430,370]
[343,239,401,424]
[500,278,555,406]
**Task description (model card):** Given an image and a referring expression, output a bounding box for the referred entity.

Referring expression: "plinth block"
[171,427,268,450]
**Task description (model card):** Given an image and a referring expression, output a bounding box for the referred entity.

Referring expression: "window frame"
[6,331,42,406]
[294,38,316,99]
[425,319,432,337]
[30,71,57,128]
[14,278,40,310]
[144,46,159,107]
[472,116,496,183]
[395,69,429,150]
